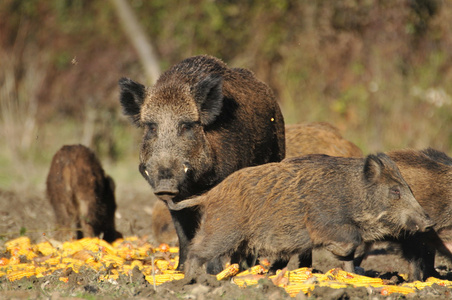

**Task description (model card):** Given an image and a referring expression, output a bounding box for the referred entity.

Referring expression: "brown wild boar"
[118,55,285,272]
[285,122,362,158]
[165,153,434,278]
[46,144,122,243]
[356,148,452,281]
[149,121,363,251]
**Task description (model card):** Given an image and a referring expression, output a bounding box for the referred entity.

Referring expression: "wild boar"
[118,55,285,271]
[285,122,363,158]
[149,121,363,250]
[164,153,434,278]
[46,144,122,243]
[357,148,452,281]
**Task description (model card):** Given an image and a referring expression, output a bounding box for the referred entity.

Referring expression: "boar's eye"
[144,123,158,140]
[179,121,197,136]
[390,186,401,200]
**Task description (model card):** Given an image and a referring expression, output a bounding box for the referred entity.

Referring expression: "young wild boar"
[356,148,452,281]
[285,122,363,158]
[118,55,285,272]
[165,153,434,278]
[46,145,122,243]
[149,121,363,248]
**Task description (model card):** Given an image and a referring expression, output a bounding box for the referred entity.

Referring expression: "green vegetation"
[0,0,451,191]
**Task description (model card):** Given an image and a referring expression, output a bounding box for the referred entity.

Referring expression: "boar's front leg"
[169,206,223,273]
[325,241,358,273]
[169,207,199,271]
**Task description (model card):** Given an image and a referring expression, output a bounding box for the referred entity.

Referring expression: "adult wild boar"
[285,122,362,158]
[118,55,285,271]
[46,145,122,243]
[356,148,452,281]
[165,153,434,278]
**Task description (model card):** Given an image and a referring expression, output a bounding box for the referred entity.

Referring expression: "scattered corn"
[1,236,452,297]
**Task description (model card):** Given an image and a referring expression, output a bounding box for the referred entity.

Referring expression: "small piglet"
[46,144,122,243]
[165,153,434,278]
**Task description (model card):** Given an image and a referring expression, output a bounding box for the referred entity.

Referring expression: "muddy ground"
[1,187,452,299]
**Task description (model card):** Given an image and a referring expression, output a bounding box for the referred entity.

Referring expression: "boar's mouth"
[153,179,179,201]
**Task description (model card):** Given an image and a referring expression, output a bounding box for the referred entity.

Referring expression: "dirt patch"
[1,188,452,299]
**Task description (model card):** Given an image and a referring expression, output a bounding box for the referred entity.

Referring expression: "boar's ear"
[118,77,146,127]
[363,154,384,184]
[194,74,224,126]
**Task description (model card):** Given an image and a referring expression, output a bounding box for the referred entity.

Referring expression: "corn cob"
[233,276,261,287]
[216,263,239,280]
[284,283,314,297]
[324,268,383,285]
[145,273,185,285]
[7,270,36,281]
[236,265,268,276]
[0,257,9,266]
[5,237,31,252]
[8,256,21,265]
[35,242,57,256]
[380,285,415,295]
[425,277,452,286]
[169,247,179,254]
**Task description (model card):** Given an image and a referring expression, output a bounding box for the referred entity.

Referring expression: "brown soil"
[1,188,452,299]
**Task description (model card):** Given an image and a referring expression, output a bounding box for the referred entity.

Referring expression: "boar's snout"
[139,161,190,200]
[404,212,435,233]
[153,179,179,199]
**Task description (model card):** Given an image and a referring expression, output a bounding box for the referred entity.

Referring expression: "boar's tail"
[166,196,203,211]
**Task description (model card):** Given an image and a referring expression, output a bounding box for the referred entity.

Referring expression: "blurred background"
[1,0,451,194]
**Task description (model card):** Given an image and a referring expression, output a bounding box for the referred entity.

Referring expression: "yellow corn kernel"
[216,263,239,281]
